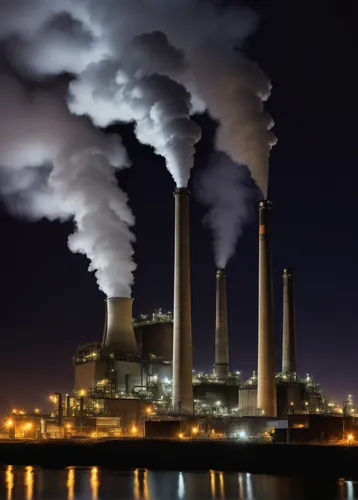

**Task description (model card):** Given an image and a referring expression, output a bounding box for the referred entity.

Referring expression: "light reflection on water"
[24,467,33,500]
[0,466,357,499]
[90,467,99,500]
[5,467,13,500]
[67,468,75,500]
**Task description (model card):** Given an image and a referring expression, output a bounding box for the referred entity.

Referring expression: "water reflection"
[5,466,13,500]
[346,480,354,500]
[90,467,99,500]
[238,473,244,498]
[218,472,224,499]
[209,470,216,498]
[67,467,75,500]
[178,472,185,499]
[0,467,356,499]
[134,469,139,499]
[246,473,253,500]
[208,471,225,499]
[24,467,33,500]
[133,469,150,500]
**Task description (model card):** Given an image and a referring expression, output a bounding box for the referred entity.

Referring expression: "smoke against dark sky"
[0,0,275,191]
[0,72,135,297]
[0,0,275,296]
[196,153,256,269]
[68,32,202,188]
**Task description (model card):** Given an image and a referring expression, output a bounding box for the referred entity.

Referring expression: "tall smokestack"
[282,267,296,375]
[257,200,277,417]
[172,187,194,413]
[102,297,138,356]
[215,269,229,379]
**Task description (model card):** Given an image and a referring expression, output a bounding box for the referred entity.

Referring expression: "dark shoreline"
[0,440,357,478]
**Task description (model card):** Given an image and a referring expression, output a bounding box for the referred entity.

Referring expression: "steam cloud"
[0,73,135,297]
[196,153,255,269]
[0,0,276,295]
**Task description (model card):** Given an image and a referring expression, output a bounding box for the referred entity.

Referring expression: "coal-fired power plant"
[215,269,229,379]
[70,190,328,430]
[102,297,138,356]
[282,267,296,375]
[257,200,277,417]
[172,187,194,413]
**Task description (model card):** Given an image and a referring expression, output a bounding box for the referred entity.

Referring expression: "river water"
[0,466,356,499]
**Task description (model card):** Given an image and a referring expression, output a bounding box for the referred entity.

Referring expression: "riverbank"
[0,439,357,478]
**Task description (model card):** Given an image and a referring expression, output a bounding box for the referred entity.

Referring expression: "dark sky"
[0,0,356,411]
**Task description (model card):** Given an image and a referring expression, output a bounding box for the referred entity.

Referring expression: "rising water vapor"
[0,72,135,297]
[68,32,201,187]
[0,0,276,294]
[196,153,255,269]
[0,0,276,192]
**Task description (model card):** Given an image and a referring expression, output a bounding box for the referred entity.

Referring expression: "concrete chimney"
[102,297,138,356]
[257,200,277,417]
[215,269,229,379]
[282,267,296,375]
[172,187,194,414]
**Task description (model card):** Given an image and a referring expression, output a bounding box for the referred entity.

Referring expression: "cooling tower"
[282,267,296,375]
[172,187,194,413]
[257,200,277,417]
[102,297,138,356]
[215,269,229,379]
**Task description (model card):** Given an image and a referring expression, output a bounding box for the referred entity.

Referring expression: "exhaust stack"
[257,200,277,417]
[282,267,296,375]
[215,269,229,379]
[102,297,138,356]
[172,187,194,413]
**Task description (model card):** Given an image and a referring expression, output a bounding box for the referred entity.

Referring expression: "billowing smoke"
[0,0,276,295]
[0,72,135,297]
[67,32,202,188]
[196,153,255,269]
[0,0,275,193]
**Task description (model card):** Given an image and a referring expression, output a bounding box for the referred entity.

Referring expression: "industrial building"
[74,307,173,398]
[66,195,329,436]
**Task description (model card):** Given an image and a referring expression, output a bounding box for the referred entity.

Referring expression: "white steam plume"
[67,32,202,188]
[0,0,276,295]
[0,0,276,194]
[0,72,135,297]
[196,153,255,269]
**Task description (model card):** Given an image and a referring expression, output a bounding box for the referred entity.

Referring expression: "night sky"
[0,0,356,411]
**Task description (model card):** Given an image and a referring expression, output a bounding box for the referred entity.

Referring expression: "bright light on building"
[24,423,33,430]
[5,419,13,428]
[131,426,137,435]
[239,430,246,439]
[347,433,354,442]
[178,433,184,439]
[192,427,198,435]
[35,409,40,414]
